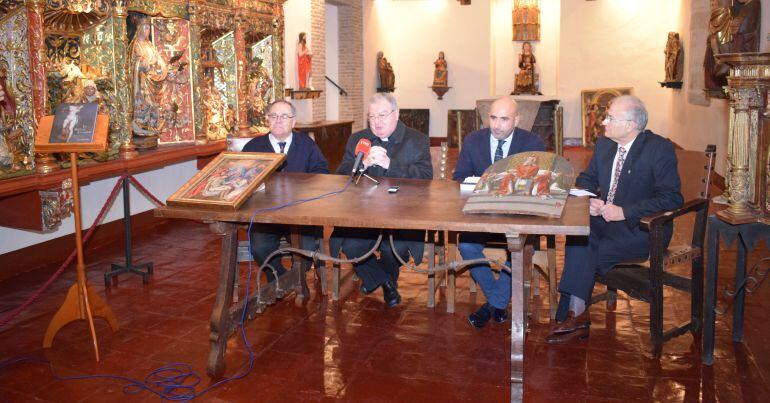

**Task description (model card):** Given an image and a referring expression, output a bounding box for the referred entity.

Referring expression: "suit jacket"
[577,130,683,269]
[336,121,433,179]
[242,131,329,174]
[452,127,546,182]
[333,120,432,264]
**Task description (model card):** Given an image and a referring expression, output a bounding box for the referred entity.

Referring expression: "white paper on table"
[569,188,597,197]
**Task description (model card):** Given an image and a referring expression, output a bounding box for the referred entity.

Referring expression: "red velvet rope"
[0,173,165,329]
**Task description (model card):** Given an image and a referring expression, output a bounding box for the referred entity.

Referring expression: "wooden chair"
[591,145,716,358]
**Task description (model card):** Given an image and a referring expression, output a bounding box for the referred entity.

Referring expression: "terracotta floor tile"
[1,219,769,401]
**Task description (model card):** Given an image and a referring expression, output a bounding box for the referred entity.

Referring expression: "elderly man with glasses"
[242,100,329,281]
[333,92,432,308]
[546,95,682,343]
[452,96,546,329]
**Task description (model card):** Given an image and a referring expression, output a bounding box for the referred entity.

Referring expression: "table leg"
[426,238,437,309]
[733,234,748,342]
[507,233,526,402]
[207,222,238,377]
[290,227,310,301]
[446,231,456,314]
[703,221,719,365]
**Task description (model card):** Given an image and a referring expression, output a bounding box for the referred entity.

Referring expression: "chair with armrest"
[591,144,716,358]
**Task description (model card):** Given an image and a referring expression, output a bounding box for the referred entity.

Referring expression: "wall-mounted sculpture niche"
[0,0,285,180]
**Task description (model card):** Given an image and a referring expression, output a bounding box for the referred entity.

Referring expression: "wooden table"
[155,172,589,401]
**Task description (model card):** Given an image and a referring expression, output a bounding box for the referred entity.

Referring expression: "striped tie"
[494,140,506,162]
[606,146,626,204]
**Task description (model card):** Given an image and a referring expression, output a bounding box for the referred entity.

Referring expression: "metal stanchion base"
[104,261,154,286]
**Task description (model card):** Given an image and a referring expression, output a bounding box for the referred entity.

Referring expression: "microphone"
[351,138,372,176]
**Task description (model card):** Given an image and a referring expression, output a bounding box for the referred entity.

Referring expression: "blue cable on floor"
[0,177,353,401]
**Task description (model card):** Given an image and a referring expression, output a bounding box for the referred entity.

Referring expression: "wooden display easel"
[35,113,118,361]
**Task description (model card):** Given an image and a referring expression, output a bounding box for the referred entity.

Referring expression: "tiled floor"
[1,219,769,402]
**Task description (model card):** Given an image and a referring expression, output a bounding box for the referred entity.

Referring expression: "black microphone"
[351,138,372,176]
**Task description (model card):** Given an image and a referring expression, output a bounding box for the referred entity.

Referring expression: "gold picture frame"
[167,152,285,210]
[581,87,633,148]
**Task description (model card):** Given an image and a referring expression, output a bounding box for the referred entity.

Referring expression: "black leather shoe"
[468,303,493,329]
[382,282,401,308]
[492,306,509,323]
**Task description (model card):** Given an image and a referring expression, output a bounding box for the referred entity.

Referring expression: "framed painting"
[581,87,632,147]
[35,103,108,153]
[167,152,285,210]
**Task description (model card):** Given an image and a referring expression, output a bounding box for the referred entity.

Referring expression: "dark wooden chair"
[592,144,716,358]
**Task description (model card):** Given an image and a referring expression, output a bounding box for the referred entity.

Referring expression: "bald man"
[453,96,546,328]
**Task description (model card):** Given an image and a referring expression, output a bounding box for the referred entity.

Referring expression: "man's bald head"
[488,96,520,140]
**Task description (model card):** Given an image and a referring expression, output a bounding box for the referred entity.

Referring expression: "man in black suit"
[546,95,683,343]
[243,100,329,281]
[334,93,433,308]
[452,96,546,328]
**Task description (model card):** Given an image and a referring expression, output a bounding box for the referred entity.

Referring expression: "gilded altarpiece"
[152,17,194,144]
[0,8,34,174]
[80,17,130,149]
[212,31,237,119]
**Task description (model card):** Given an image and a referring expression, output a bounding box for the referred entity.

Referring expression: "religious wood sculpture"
[661,32,683,89]
[512,41,540,95]
[430,51,450,100]
[703,0,761,98]
[377,51,395,93]
[296,32,311,89]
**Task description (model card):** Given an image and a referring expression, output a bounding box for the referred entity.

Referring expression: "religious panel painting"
[212,31,238,127]
[246,35,274,131]
[581,87,632,148]
[152,17,194,144]
[0,7,34,175]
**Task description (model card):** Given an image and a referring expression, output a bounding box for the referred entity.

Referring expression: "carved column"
[28,0,56,173]
[188,3,205,144]
[234,11,248,135]
[113,2,137,159]
[715,53,770,224]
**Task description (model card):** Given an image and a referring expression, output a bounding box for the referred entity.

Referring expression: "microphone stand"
[354,168,379,185]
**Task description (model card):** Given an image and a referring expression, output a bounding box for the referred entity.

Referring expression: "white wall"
[325,3,340,120]
[363,0,492,137]
[0,160,198,255]
[284,0,313,121]
[558,0,681,141]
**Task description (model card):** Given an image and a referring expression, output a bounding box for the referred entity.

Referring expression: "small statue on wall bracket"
[512,41,541,95]
[660,32,683,89]
[376,51,395,92]
[430,51,451,100]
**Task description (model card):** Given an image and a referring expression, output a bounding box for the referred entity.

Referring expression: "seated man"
[452,96,546,328]
[243,100,329,281]
[546,95,683,343]
[334,93,433,308]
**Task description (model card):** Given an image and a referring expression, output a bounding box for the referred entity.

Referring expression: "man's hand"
[366,146,390,169]
[589,198,605,216]
[600,203,625,222]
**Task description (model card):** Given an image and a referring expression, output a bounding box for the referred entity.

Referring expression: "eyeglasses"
[603,115,632,123]
[367,110,395,122]
[267,113,295,121]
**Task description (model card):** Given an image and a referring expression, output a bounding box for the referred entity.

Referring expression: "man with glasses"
[243,100,329,281]
[334,93,432,308]
[452,96,546,328]
[545,95,682,343]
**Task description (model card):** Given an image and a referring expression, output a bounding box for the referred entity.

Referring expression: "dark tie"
[494,139,506,162]
[607,146,627,204]
[278,142,286,154]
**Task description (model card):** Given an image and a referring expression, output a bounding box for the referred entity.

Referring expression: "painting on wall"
[581,87,632,148]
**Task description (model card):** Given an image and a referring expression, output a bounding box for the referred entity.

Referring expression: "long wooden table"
[154,172,589,401]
